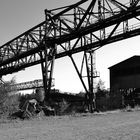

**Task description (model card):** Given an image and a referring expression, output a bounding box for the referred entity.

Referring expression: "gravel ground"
[1,110,140,140]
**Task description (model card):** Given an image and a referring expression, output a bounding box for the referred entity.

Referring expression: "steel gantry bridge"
[0,0,140,112]
[0,79,55,92]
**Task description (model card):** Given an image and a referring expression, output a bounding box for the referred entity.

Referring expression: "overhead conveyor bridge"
[0,0,140,112]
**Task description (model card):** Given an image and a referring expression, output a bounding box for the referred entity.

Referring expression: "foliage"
[0,94,20,115]
[77,91,86,97]
[95,79,109,98]
[0,77,16,104]
[96,79,105,91]
[0,77,20,116]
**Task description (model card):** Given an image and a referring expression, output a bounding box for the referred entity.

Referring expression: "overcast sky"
[1,0,140,93]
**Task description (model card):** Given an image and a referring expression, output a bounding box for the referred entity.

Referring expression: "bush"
[0,94,20,115]
[0,77,20,116]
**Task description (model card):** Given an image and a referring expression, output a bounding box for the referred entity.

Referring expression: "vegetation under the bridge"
[1,78,139,119]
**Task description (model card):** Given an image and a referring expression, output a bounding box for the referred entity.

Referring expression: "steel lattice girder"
[0,0,140,76]
[5,79,55,92]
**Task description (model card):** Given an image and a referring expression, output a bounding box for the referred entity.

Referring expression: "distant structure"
[109,55,140,91]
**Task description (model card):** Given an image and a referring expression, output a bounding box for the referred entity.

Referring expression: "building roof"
[108,55,140,70]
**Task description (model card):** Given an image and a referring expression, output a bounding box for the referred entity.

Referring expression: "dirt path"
[1,110,140,140]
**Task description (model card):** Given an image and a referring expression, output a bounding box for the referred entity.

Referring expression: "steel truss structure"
[3,79,54,92]
[0,79,55,92]
[0,0,140,112]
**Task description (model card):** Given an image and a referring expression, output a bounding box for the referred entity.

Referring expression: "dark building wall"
[110,74,140,89]
[109,56,140,90]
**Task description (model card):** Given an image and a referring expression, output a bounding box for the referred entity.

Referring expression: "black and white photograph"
[0,0,140,139]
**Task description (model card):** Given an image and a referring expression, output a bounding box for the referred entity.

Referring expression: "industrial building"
[109,55,140,90]
[109,55,140,107]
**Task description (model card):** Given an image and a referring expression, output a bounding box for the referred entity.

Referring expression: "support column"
[69,54,88,93]
[98,0,106,40]
[40,9,57,101]
[85,50,99,112]
[41,42,56,101]
[70,50,99,113]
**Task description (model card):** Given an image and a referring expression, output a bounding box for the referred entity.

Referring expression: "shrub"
[0,77,20,116]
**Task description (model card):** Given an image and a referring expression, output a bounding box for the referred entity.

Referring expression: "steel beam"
[1,3,140,70]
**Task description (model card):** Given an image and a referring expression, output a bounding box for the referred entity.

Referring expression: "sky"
[1,0,140,93]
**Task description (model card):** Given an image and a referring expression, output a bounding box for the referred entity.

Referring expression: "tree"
[96,79,107,98]
[96,79,105,91]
